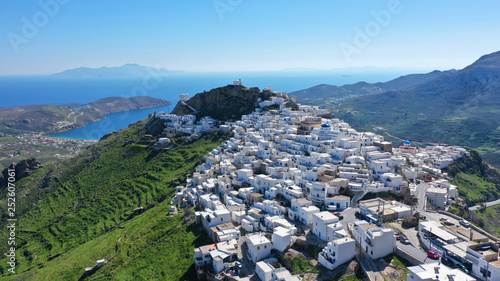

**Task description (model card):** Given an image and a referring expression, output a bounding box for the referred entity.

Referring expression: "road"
[396,241,433,264]
[469,198,500,211]
[415,182,427,212]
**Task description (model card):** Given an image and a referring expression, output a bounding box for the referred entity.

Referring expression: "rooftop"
[247,233,271,245]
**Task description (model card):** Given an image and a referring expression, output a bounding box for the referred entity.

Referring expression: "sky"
[0,0,499,75]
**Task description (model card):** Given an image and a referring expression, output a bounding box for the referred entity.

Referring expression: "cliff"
[171,85,273,120]
[0,158,41,189]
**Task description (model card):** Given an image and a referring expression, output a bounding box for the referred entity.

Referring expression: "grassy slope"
[473,205,500,237]
[443,150,500,206]
[0,118,227,280]
[452,173,497,204]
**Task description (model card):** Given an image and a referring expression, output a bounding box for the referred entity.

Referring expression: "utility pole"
[428,227,432,251]
[485,261,490,281]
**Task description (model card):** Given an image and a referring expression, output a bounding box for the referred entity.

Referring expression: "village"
[157,82,497,280]
[0,133,94,169]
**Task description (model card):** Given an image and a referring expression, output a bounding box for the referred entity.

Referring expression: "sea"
[0,71,407,140]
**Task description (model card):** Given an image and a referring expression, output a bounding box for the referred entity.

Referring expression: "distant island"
[52,63,184,78]
[0,96,171,134]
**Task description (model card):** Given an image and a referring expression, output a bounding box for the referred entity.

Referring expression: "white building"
[312,211,339,241]
[256,258,301,281]
[407,263,476,281]
[318,238,356,270]
[272,227,292,252]
[352,221,396,259]
[427,187,449,210]
[247,233,272,263]
[298,205,320,225]
[288,198,312,221]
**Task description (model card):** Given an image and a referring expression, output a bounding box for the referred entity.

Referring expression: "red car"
[395,234,402,240]
[427,250,439,259]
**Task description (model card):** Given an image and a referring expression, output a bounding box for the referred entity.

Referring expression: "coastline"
[45,103,172,141]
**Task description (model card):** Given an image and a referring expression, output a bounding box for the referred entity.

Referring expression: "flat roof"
[390,206,411,212]
[247,233,271,245]
[443,242,468,258]
[256,261,273,273]
[359,223,379,232]
[329,195,350,200]
[335,237,354,245]
[421,221,458,241]
[313,211,337,221]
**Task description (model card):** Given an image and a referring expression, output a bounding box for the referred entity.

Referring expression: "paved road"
[469,198,500,211]
[339,207,359,229]
[396,241,433,264]
[415,182,427,212]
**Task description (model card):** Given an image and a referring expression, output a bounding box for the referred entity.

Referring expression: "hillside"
[52,64,183,77]
[171,85,275,120]
[0,117,227,280]
[332,51,500,168]
[0,96,171,134]
[443,150,500,206]
[289,69,456,101]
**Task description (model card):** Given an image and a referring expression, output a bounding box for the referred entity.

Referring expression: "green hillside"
[0,118,227,280]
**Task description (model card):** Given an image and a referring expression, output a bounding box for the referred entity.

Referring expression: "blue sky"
[1,0,499,75]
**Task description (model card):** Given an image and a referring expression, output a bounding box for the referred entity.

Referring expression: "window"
[257,246,260,250]
[264,245,267,248]
[221,218,223,221]
[480,267,491,277]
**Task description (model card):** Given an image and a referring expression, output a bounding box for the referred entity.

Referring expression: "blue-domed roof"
[321,124,331,128]
[404,140,411,145]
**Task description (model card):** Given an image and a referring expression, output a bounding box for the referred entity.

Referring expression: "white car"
[326,204,337,211]
[459,219,470,227]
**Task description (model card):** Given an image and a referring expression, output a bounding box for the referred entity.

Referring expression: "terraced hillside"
[0,117,227,280]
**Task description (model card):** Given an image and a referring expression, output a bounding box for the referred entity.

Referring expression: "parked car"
[332,212,344,220]
[427,250,439,259]
[459,219,470,228]
[395,234,402,240]
[457,263,469,273]
[355,211,363,219]
[401,237,411,245]
[481,245,492,251]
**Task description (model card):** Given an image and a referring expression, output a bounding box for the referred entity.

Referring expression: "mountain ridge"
[290,69,457,100]
[333,50,500,168]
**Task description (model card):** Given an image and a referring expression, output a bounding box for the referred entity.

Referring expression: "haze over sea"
[0,71,406,140]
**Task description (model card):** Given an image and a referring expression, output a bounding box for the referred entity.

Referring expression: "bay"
[47,105,172,140]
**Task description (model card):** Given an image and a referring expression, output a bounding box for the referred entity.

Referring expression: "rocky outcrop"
[443,150,500,185]
[171,85,273,121]
[0,158,41,189]
[144,117,166,136]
